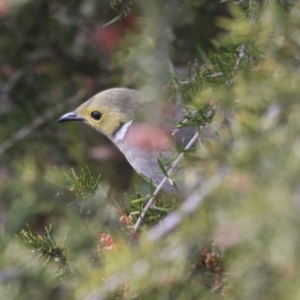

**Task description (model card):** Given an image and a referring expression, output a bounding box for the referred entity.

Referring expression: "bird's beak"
[57,111,84,123]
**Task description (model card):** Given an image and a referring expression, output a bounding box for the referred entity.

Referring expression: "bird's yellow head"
[58,88,140,137]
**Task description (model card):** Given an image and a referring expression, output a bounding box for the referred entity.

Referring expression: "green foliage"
[18,224,69,274]
[2,0,300,299]
[65,167,101,199]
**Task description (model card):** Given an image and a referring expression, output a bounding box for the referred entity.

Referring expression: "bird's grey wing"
[169,106,198,149]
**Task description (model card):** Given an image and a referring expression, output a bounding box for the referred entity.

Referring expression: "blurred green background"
[2,0,300,299]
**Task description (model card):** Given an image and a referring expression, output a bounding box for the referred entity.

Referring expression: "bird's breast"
[113,124,173,186]
[113,122,188,193]
[123,123,171,152]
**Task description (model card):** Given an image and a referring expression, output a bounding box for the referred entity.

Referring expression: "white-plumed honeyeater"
[58,88,198,193]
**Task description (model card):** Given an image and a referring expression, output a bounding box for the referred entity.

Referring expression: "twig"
[147,172,226,241]
[225,43,247,85]
[233,43,247,74]
[132,131,199,234]
[0,89,86,155]
[203,71,223,79]
[205,44,247,82]
[0,69,25,105]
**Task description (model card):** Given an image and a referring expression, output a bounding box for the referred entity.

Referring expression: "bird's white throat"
[114,120,133,142]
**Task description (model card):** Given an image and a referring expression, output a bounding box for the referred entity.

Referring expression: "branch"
[225,43,248,85]
[204,71,223,79]
[0,89,86,155]
[132,131,199,234]
[233,43,248,75]
[0,69,25,108]
[147,172,226,241]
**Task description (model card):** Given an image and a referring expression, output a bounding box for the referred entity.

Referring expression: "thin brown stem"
[132,131,199,234]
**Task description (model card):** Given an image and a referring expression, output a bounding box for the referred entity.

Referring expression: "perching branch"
[147,172,226,241]
[132,131,200,234]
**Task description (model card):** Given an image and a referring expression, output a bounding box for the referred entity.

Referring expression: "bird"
[58,88,198,193]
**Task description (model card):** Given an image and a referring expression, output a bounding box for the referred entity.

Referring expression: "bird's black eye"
[91,111,102,120]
